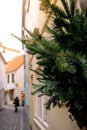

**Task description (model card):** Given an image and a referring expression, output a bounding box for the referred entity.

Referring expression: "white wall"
[6,72,16,90]
[15,65,24,89]
[25,0,39,33]
[5,64,24,104]
[14,65,24,102]
[0,54,6,108]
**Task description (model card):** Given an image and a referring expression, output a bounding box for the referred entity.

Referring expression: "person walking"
[13,96,19,112]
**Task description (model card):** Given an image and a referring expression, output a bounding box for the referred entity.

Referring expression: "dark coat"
[13,97,19,107]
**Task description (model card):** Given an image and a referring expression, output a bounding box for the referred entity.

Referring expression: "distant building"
[0,53,6,109]
[5,54,24,105]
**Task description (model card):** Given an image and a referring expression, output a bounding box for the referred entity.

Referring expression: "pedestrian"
[13,96,19,112]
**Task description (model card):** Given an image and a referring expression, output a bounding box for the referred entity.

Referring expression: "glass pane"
[38,96,42,118]
[43,96,48,122]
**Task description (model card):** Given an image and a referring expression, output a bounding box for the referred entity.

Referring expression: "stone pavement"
[0,105,30,130]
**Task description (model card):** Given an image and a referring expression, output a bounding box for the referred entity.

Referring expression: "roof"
[6,54,24,73]
[0,52,6,64]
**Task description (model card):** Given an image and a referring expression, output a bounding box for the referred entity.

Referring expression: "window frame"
[7,74,10,83]
[36,94,48,128]
[35,72,48,128]
[12,73,14,83]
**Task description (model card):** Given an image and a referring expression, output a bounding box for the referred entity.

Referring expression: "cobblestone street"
[0,105,30,130]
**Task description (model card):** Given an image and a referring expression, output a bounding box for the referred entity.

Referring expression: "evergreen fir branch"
[51,4,69,19]
[39,0,51,8]
[39,0,52,13]
[19,0,87,129]
[26,43,50,56]
[24,27,33,37]
[61,0,71,17]
[70,0,76,16]
[54,17,70,32]
[29,68,43,77]
[31,85,46,95]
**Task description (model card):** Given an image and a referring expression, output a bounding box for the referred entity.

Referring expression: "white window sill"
[33,116,48,130]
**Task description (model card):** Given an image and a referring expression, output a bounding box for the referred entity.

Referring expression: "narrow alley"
[0,0,86,130]
[0,105,30,130]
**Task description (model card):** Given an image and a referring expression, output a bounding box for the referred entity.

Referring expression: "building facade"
[22,0,81,130]
[5,54,24,105]
[0,53,6,109]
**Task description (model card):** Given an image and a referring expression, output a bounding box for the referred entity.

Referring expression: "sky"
[0,0,23,61]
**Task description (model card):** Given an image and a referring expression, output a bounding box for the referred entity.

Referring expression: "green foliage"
[21,0,87,129]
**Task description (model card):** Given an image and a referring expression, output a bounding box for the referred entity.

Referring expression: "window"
[7,74,10,83]
[12,73,14,83]
[37,95,48,124]
[35,71,48,127]
[38,94,43,118]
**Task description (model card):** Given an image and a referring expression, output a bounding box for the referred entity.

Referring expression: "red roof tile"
[6,55,24,73]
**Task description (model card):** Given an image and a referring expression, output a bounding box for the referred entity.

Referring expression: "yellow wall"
[48,106,80,130]
[25,0,82,130]
[29,56,38,129]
